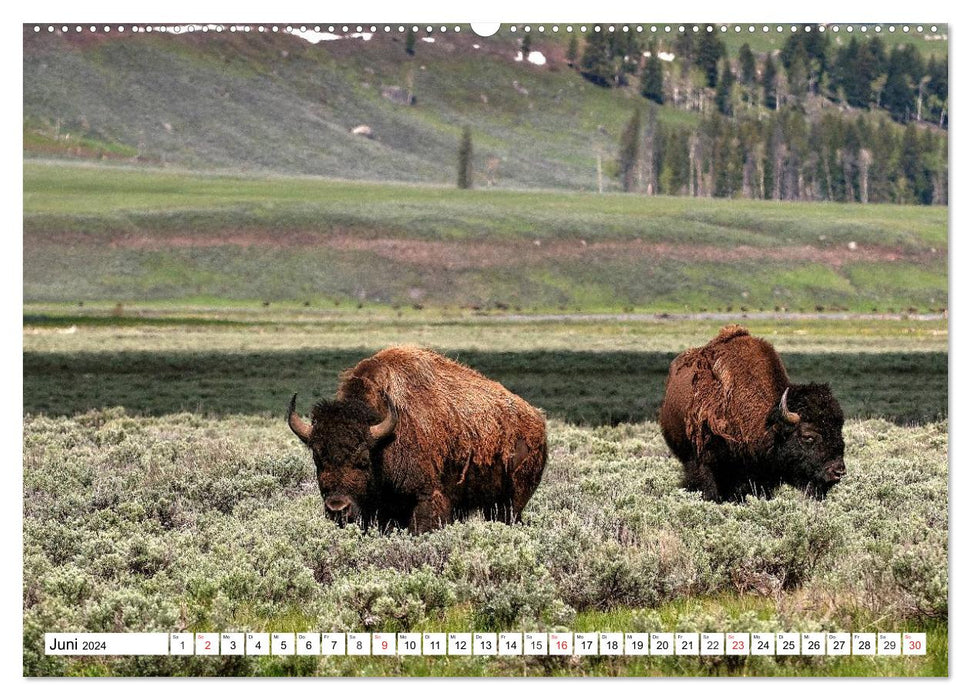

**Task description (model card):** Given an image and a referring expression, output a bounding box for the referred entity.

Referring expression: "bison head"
[288,393,397,526]
[769,383,846,498]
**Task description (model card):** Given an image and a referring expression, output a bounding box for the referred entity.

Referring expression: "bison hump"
[715,324,750,343]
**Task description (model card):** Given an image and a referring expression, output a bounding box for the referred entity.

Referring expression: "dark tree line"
[578,25,948,128]
[616,105,947,205]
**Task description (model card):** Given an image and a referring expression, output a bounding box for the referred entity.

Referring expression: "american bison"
[660,325,846,501]
[287,346,547,533]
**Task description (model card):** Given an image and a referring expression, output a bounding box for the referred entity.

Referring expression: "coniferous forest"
[580,25,948,205]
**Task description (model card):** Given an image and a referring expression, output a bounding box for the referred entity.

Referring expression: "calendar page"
[22,13,948,679]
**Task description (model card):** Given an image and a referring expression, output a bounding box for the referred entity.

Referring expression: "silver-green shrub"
[23,411,947,675]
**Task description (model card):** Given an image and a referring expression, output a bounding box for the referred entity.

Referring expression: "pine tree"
[781,27,829,94]
[643,105,659,194]
[863,37,888,84]
[783,108,810,200]
[833,37,875,108]
[566,33,579,66]
[738,43,756,85]
[457,126,473,189]
[894,44,924,85]
[762,55,778,110]
[786,42,809,104]
[640,42,665,104]
[695,29,725,88]
[816,113,843,201]
[405,28,416,56]
[580,29,615,87]
[665,128,692,195]
[884,45,927,123]
[675,30,694,79]
[715,60,735,116]
[836,37,884,108]
[811,35,830,95]
[900,123,926,203]
[867,117,898,203]
[843,38,868,107]
[521,32,532,56]
[618,108,642,192]
[712,116,742,197]
[883,64,913,123]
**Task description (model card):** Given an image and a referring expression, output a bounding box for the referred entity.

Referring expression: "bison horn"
[287,394,313,444]
[369,396,398,442]
[780,388,801,425]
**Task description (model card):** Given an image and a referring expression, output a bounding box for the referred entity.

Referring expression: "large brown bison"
[287,346,547,533]
[660,325,846,501]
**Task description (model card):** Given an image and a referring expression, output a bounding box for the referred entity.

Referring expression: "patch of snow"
[289,29,371,43]
[473,44,480,49]
[515,51,523,62]
[421,37,435,43]
[293,29,341,43]
[643,51,676,62]
[527,51,546,66]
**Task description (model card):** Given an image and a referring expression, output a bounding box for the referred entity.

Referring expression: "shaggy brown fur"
[660,325,846,501]
[289,345,547,533]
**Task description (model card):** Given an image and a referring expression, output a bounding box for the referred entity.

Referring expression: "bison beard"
[660,325,846,502]
[288,346,547,534]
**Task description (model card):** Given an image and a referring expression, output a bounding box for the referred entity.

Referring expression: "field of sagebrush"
[23,412,947,676]
[21,316,948,676]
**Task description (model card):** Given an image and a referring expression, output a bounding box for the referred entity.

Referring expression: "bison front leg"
[683,456,724,502]
[409,490,451,534]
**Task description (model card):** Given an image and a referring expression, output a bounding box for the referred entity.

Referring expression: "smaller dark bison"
[287,346,547,533]
[660,325,846,501]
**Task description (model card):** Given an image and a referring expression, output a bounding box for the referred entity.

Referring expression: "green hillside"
[23,25,946,190]
[23,28,678,189]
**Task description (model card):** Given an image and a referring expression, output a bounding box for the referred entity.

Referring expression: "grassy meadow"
[22,313,948,677]
[24,162,947,313]
[24,311,946,425]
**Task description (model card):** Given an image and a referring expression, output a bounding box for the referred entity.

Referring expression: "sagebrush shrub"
[22,413,948,676]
